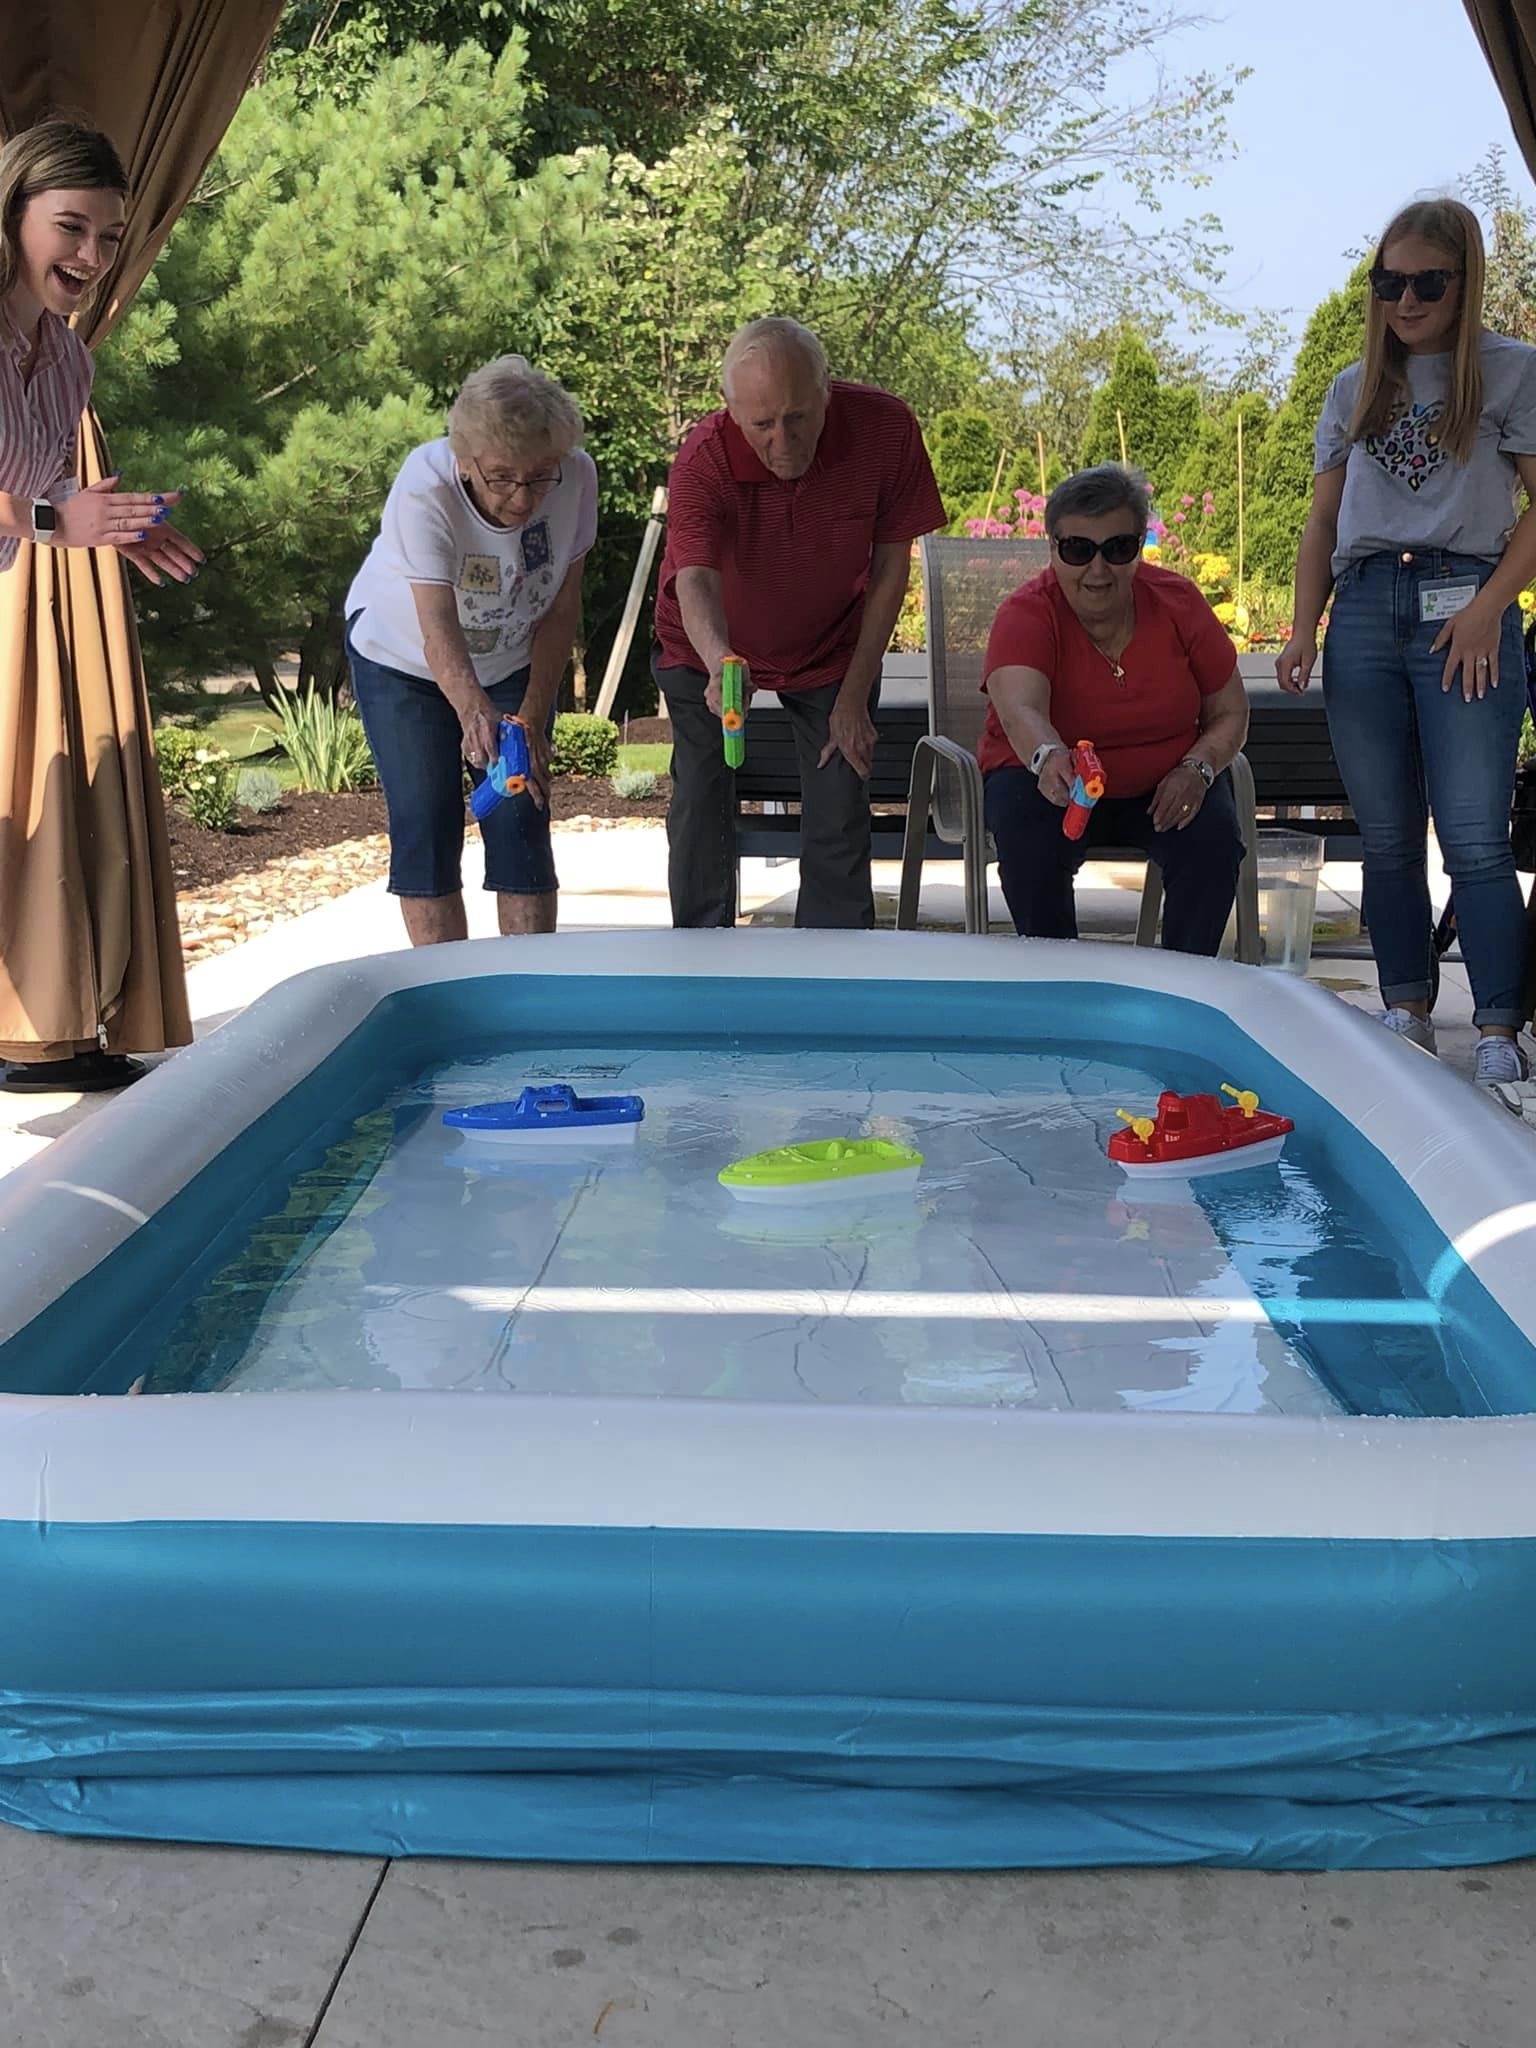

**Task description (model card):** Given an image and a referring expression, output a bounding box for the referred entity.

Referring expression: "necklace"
[1088,627,1132,688]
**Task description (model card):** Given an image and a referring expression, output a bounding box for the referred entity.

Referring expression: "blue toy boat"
[443,1083,643,1147]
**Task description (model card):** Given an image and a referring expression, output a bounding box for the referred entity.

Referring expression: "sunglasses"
[1370,267,1461,303]
[1053,532,1143,567]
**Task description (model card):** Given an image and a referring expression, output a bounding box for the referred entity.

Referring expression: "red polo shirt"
[978,563,1238,796]
[654,380,945,693]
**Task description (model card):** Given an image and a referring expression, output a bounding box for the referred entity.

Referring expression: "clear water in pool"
[122,1043,1478,1415]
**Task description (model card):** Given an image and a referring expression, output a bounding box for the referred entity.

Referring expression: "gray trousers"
[651,649,877,930]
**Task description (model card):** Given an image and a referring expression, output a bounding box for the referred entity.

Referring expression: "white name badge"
[1420,579,1480,623]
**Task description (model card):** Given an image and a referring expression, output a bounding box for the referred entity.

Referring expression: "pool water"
[110,1042,1491,1419]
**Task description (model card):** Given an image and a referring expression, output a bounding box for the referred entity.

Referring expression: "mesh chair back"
[919,535,1052,840]
[920,535,1053,750]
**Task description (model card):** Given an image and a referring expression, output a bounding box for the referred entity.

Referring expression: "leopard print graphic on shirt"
[1364,401,1447,493]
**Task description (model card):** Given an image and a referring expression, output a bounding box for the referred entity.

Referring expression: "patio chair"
[895,534,1262,964]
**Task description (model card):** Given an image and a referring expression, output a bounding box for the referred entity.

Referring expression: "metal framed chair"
[895,534,1262,963]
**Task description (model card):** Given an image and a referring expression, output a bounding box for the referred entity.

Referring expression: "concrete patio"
[2,825,1533,2048]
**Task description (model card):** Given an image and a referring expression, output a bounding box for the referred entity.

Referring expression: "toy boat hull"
[450,1121,638,1148]
[719,1137,924,1205]
[723,1165,923,1206]
[444,1083,643,1147]
[1114,1133,1288,1181]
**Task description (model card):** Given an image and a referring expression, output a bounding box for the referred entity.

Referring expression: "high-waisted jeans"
[1323,549,1526,1029]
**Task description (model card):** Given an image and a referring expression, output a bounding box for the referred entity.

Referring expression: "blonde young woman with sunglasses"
[1279,199,1536,1090]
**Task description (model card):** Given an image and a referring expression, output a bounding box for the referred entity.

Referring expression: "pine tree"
[94,40,607,702]
[1246,264,1367,583]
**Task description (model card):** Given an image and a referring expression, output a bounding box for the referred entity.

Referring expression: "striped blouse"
[0,309,91,573]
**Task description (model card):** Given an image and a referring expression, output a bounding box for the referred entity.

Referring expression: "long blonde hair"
[1349,198,1486,462]
[0,120,128,317]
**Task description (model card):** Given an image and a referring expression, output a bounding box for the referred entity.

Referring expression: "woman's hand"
[117,520,203,586]
[524,719,551,809]
[1037,748,1074,807]
[1275,633,1318,694]
[457,688,501,769]
[1150,762,1208,832]
[1433,595,1503,701]
[53,476,183,551]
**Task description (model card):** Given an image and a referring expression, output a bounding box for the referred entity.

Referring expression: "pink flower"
[1181,494,1195,507]
[1171,511,1187,523]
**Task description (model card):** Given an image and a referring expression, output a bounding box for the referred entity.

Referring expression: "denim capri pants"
[347,626,558,899]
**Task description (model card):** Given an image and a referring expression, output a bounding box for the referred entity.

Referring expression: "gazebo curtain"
[0,0,284,1059]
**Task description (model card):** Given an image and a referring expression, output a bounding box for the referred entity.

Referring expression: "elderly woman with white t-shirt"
[346,355,597,945]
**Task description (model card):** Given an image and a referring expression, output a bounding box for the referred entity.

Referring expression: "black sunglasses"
[1053,532,1143,567]
[1370,267,1461,303]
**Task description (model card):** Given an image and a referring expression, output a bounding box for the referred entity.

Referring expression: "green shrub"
[611,764,659,801]
[153,723,201,798]
[236,764,285,813]
[181,748,238,832]
[551,712,619,778]
[259,685,377,793]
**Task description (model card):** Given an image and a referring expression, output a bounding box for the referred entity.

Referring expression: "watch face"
[32,502,57,533]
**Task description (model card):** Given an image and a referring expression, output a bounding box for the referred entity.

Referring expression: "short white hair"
[447,354,584,462]
[722,317,828,399]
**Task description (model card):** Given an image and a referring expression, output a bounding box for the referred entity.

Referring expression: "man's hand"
[705,657,753,718]
[819,687,877,778]
[456,687,501,769]
[1037,748,1074,807]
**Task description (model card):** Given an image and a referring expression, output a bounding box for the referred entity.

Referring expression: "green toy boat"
[718,1137,924,1205]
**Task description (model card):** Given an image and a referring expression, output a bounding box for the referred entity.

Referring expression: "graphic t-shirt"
[345,438,598,683]
[1315,332,1536,574]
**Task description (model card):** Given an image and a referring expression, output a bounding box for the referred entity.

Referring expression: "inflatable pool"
[2,929,1536,1870]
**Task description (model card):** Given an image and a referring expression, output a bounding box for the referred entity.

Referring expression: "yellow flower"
[1521,589,1536,614]
[1142,543,1162,560]
[1212,600,1237,624]
[1194,552,1232,582]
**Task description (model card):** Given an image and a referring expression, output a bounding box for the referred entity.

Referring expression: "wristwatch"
[1029,740,1066,777]
[1180,754,1215,790]
[30,499,57,543]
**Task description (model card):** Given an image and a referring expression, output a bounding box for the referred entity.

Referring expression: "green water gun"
[721,653,747,769]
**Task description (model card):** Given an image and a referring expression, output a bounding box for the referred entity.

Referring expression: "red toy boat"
[1108,1085,1293,1181]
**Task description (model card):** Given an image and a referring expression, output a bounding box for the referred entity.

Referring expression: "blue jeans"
[1323,550,1525,1028]
[347,629,557,899]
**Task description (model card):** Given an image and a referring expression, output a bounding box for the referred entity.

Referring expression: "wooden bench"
[732,674,1360,872]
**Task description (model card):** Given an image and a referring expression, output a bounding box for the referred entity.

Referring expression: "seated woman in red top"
[979,465,1250,955]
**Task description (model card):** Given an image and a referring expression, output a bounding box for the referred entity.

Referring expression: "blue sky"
[1126,0,1536,342]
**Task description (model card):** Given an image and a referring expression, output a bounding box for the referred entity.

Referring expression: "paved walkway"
[2,826,1533,2048]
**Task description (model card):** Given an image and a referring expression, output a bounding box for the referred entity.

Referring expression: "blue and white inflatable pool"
[1,929,1535,1869]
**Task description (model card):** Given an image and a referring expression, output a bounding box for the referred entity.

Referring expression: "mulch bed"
[166,773,673,897]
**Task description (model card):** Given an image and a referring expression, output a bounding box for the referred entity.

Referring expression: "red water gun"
[1062,740,1105,841]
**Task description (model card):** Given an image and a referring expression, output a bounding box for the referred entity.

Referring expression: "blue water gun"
[469,715,531,821]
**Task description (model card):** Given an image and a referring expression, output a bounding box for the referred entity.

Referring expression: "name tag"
[1420,579,1479,623]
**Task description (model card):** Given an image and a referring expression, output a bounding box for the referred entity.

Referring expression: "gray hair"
[722,317,828,398]
[447,354,584,463]
[1044,464,1152,536]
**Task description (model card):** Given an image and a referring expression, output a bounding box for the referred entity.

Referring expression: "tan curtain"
[0,0,285,1060]
[1464,1,1536,178]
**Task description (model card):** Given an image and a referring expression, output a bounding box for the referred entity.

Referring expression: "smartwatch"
[1029,740,1065,777]
[1180,755,1215,790]
[30,499,57,543]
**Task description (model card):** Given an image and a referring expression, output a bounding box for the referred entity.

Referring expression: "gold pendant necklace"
[1093,641,1127,688]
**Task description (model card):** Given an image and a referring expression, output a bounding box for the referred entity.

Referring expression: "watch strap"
[1180,754,1215,788]
[1029,741,1066,777]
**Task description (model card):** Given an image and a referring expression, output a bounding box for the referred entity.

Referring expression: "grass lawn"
[617,743,670,775]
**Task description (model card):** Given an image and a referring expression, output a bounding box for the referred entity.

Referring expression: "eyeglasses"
[1370,267,1461,303]
[469,458,562,496]
[1052,532,1143,567]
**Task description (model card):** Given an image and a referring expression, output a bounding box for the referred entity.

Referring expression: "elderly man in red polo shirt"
[651,317,946,928]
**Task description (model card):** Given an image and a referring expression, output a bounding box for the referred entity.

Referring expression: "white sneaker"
[1474,1036,1530,1087]
[1381,1007,1437,1056]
